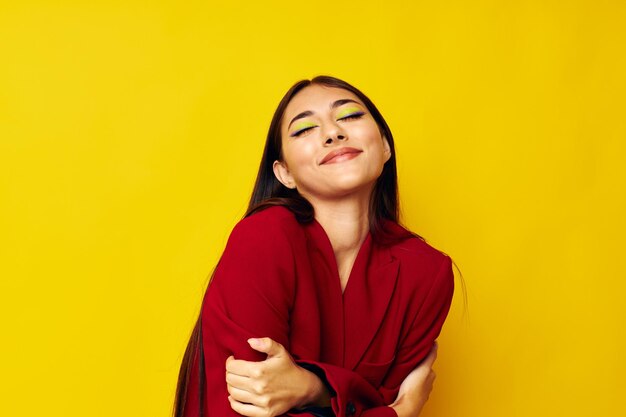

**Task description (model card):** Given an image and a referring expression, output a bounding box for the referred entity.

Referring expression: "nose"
[323,123,347,145]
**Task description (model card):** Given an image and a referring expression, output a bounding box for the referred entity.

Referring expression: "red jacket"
[183,205,454,417]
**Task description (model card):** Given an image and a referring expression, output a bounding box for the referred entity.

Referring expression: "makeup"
[290,121,318,137]
[336,106,365,120]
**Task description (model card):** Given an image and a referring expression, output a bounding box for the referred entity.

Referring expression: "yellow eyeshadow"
[292,121,317,132]
[336,106,363,119]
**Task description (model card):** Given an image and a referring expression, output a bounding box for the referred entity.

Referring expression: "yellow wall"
[1,1,624,416]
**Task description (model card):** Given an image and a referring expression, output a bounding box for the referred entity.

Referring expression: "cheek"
[358,131,386,158]
[357,128,389,167]
[282,141,318,174]
[353,121,382,143]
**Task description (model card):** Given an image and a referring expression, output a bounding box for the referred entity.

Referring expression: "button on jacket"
[183,205,454,417]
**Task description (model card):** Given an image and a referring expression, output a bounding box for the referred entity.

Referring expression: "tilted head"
[247,76,404,242]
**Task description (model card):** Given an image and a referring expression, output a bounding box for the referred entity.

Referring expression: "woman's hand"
[389,342,439,417]
[225,337,330,417]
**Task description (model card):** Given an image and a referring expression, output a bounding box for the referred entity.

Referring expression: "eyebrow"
[287,99,362,130]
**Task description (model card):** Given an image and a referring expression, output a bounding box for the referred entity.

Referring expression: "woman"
[174,76,455,417]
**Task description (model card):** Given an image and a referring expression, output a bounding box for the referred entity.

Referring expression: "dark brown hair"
[173,75,419,417]
[245,75,417,244]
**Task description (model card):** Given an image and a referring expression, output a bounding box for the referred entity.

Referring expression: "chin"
[325,177,379,198]
[300,169,382,199]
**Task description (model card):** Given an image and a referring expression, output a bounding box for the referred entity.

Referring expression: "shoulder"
[210,206,300,304]
[227,205,304,248]
[384,221,453,288]
[215,206,302,281]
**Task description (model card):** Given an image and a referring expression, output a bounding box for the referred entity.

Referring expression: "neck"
[305,188,371,257]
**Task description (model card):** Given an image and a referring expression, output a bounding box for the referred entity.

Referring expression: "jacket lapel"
[343,238,399,371]
[303,220,346,366]
[303,218,401,371]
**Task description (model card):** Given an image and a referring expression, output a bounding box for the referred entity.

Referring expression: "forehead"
[283,85,364,120]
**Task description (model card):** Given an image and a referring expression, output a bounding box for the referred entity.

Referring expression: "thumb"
[247,337,284,357]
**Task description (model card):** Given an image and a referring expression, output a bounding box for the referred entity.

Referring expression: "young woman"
[174,76,455,417]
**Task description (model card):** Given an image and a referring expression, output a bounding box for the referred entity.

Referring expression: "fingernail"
[248,338,260,348]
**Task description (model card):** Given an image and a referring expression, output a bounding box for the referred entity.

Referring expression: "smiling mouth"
[324,152,361,164]
[320,148,363,165]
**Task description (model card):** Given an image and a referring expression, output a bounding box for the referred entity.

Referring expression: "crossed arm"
[225,336,440,417]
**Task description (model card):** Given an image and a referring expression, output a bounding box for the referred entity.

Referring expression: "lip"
[319,147,363,165]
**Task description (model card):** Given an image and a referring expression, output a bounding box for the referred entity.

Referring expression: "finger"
[226,357,256,377]
[228,395,263,417]
[225,355,235,371]
[226,371,254,391]
[227,383,258,405]
[248,337,284,358]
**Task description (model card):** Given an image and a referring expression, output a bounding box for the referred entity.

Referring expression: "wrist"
[298,366,331,408]
[390,395,423,417]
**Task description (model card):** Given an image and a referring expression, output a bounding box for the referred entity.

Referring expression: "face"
[273,84,392,200]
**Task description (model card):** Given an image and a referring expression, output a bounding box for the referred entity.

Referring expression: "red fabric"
[182,206,454,417]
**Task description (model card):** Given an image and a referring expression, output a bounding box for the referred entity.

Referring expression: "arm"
[388,343,438,417]
[184,215,336,417]
[226,338,441,417]
[225,337,333,416]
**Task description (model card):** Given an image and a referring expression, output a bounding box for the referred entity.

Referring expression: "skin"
[275,85,391,291]
[225,85,438,417]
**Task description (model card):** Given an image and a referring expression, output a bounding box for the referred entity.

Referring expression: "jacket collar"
[303,218,400,370]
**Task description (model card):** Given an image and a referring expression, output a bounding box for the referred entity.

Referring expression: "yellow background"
[1,1,624,416]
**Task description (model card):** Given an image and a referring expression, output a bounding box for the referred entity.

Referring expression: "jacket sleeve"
[295,254,455,417]
[183,217,321,417]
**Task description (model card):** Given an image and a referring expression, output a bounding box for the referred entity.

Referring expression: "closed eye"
[290,111,365,137]
[291,125,317,137]
[338,111,365,121]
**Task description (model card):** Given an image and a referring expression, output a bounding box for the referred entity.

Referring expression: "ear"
[272,160,297,189]
[382,135,392,163]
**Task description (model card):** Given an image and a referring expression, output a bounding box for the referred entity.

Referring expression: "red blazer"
[183,206,454,417]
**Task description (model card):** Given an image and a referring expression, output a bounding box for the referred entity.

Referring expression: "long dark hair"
[245,75,416,244]
[173,75,421,417]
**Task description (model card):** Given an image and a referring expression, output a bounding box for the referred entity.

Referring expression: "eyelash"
[291,112,365,137]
